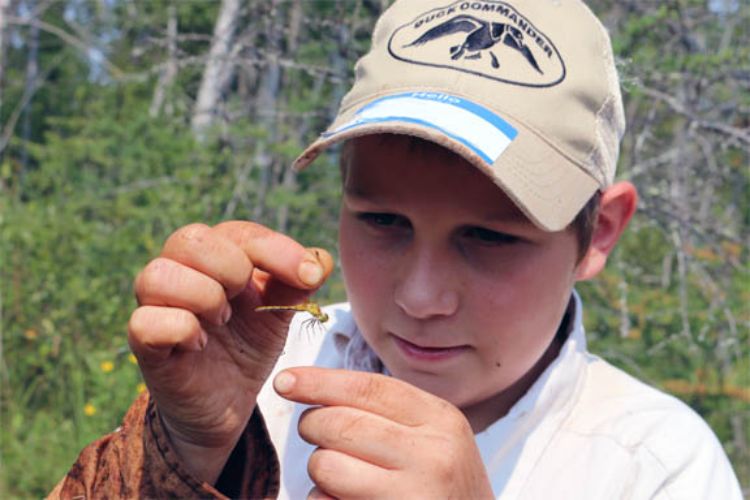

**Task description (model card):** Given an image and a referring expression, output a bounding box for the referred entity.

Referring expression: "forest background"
[0,0,748,497]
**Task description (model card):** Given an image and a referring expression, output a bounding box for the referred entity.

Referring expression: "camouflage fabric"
[48,392,280,499]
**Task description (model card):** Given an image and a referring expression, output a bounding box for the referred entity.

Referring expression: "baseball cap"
[293,0,625,231]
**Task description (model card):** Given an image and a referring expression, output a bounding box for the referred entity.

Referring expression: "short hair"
[340,135,601,262]
[571,191,601,263]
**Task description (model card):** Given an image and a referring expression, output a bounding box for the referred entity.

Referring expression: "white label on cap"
[324,92,517,165]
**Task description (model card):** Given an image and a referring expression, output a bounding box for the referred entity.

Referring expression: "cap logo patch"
[388,1,565,87]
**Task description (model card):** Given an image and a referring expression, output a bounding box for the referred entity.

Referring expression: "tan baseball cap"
[293,0,625,231]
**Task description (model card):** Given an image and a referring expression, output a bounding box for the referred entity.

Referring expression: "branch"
[637,85,750,146]
[636,200,745,250]
[0,53,64,156]
[7,16,125,79]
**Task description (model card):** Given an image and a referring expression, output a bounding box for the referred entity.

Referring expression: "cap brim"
[491,126,600,231]
[293,95,599,232]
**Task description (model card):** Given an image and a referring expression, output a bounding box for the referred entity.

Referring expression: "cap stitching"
[504,152,563,203]
[585,95,613,185]
[507,157,595,229]
[580,19,624,186]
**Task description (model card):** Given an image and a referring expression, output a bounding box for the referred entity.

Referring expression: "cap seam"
[504,155,596,228]
[585,95,613,185]
[583,11,624,186]
[505,154,565,203]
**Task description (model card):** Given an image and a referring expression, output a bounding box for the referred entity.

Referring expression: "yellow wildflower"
[84,403,96,416]
[24,329,38,340]
[137,383,147,394]
[128,353,138,365]
[100,360,114,373]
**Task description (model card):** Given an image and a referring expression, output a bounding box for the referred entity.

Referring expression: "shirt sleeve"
[47,391,280,499]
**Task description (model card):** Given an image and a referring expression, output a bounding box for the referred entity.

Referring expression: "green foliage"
[0,101,223,495]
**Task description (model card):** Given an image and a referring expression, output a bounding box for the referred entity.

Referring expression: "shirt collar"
[500,290,587,423]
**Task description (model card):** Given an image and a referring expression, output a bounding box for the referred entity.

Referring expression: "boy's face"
[338,135,581,430]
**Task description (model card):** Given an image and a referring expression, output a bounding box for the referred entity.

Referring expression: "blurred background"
[0,0,747,496]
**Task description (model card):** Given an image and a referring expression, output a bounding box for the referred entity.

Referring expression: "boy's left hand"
[274,367,494,499]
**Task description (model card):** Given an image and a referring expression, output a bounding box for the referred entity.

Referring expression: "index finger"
[274,367,452,427]
[212,221,331,294]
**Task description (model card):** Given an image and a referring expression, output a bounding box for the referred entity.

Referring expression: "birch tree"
[149,2,178,118]
[0,0,14,118]
[191,0,241,137]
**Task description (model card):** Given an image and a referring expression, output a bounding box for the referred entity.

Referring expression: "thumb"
[259,247,335,307]
[227,247,334,331]
[308,486,336,500]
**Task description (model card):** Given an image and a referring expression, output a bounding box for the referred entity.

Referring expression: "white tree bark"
[252,0,282,221]
[276,0,303,232]
[0,0,14,118]
[149,3,178,117]
[191,0,240,138]
[21,0,39,171]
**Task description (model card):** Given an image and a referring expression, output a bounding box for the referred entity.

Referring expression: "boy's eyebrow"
[343,187,535,228]
[342,185,382,202]
[483,210,532,226]
[476,209,537,232]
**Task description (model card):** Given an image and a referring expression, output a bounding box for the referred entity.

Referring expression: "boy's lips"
[390,334,470,362]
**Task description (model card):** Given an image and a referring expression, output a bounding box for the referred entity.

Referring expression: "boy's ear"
[575,181,638,281]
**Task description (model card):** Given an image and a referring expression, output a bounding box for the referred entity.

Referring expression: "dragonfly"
[254,301,330,332]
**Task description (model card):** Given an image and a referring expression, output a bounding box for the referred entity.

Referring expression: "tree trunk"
[327,0,352,119]
[252,0,282,222]
[21,0,39,173]
[191,0,241,138]
[276,0,304,233]
[149,2,178,118]
[0,0,14,156]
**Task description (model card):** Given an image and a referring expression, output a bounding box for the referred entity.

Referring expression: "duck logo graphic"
[388,1,565,87]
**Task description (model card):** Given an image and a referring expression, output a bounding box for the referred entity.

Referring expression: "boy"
[52,0,742,498]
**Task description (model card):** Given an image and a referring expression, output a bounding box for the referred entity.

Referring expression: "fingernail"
[274,371,296,394]
[198,328,208,349]
[221,304,232,324]
[298,259,323,287]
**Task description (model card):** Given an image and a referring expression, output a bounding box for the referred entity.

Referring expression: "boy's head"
[294,0,637,429]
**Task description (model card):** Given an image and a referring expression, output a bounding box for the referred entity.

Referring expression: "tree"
[191,0,241,137]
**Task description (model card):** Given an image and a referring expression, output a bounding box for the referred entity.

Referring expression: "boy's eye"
[357,212,410,229]
[462,226,519,245]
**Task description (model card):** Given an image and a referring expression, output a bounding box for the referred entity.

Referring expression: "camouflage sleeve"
[48,391,280,499]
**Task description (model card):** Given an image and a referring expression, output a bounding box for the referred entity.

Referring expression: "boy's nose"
[393,248,460,320]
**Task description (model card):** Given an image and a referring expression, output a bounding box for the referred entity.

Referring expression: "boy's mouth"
[391,334,470,362]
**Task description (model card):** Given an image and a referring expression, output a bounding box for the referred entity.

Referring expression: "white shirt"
[256,294,743,499]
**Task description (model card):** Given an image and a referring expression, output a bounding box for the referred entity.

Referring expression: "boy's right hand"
[127,221,333,484]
